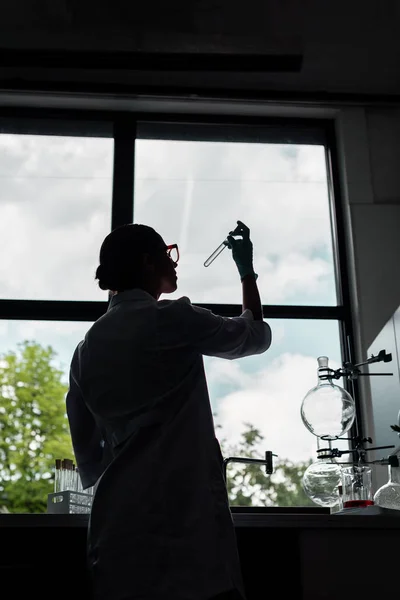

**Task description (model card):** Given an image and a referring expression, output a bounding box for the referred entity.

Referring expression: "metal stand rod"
[223,451,274,482]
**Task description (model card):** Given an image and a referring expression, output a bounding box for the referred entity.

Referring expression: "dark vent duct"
[0,49,303,72]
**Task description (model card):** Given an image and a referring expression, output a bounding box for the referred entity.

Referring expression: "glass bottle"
[373,455,400,510]
[302,439,342,508]
[300,356,356,439]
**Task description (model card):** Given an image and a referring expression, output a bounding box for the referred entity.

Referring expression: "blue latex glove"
[226,220,258,282]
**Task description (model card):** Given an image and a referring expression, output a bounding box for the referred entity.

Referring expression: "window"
[0,134,113,301]
[0,113,354,512]
[134,120,353,507]
[134,139,336,306]
[0,115,115,514]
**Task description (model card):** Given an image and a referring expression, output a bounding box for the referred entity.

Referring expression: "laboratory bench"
[1,509,399,599]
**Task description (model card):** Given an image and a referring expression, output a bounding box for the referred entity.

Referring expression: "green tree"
[0,341,73,513]
[218,422,314,507]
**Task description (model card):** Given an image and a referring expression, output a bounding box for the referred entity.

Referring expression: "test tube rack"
[48,457,94,514]
[47,490,93,514]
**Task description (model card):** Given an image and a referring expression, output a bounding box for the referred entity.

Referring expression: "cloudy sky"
[0,133,342,481]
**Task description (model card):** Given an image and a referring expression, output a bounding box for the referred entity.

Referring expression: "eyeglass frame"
[166,244,179,264]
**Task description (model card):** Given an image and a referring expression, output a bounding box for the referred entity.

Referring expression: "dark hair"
[95,224,165,291]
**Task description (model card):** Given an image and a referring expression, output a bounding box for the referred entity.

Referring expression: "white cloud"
[173,248,333,305]
[135,140,336,305]
[207,352,342,463]
[0,136,336,306]
[16,320,88,341]
[0,135,112,301]
[0,136,335,305]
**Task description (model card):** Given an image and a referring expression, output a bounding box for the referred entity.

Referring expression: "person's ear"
[142,253,156,273]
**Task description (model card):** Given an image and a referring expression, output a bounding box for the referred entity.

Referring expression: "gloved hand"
[226,220,258,281]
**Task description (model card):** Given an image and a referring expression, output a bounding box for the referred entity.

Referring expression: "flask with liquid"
[373,454,400,510]
[302,440,342,508]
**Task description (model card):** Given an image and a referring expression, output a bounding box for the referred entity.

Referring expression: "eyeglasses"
[166,244,179,264]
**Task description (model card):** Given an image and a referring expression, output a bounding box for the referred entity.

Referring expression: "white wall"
[337,107,400,353]
[337,107,400,487]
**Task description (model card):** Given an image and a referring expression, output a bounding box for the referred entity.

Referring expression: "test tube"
[204,241,228,267]
[60,459,66,491]
[54,459,61,493]
[63,459,72,490]
[67,459,74,490]
[76,467,83,493]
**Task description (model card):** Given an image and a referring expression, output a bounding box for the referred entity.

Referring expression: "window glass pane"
[0,320,89,514]
[204,319,343,507]
[0,134,113,301]
[0,316,343,512]
[134,139,337,306]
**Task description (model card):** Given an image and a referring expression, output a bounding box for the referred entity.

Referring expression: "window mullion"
[197,303,344,320]
[0,300,107,322]
[111,116,136,229]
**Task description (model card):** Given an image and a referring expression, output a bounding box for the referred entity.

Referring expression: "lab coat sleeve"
[65,343,111,489]
[176,297,272,359]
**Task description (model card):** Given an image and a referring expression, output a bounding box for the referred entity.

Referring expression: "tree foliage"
[0,344,314,512]
[218,422,314,507]
[0,341,73,513]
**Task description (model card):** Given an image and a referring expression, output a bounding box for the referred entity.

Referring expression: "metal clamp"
[318,349,393,382]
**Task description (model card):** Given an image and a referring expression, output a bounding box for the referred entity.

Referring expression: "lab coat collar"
[108,288,157,310]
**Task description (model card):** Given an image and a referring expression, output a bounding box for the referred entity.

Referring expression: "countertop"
[2,508,400,529]
[2,508,399,599]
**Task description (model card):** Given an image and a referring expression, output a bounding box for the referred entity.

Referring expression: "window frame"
[0,107,362,437]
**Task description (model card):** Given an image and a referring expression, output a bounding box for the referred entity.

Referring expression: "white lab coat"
[66,289,271,600]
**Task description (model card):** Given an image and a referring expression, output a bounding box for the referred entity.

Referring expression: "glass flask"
[300,356,356,439]
[302,441,342,507]
[373,455,400,510]
[341,464,374,508]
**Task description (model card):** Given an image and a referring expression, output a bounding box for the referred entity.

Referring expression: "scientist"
[66,220,272,600]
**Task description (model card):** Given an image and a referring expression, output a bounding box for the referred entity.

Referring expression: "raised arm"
[227,220,263,321]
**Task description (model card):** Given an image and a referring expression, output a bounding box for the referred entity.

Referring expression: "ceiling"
[0,0,399,100]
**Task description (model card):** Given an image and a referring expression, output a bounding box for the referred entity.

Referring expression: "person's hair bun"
[95,264,111,290]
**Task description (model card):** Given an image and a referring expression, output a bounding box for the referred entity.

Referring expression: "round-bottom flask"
[302,442,342,508]
[300,356,356,439]
[374,455,400,510]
